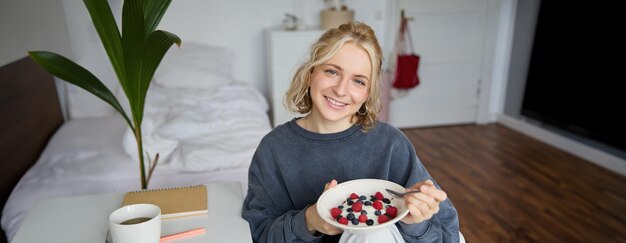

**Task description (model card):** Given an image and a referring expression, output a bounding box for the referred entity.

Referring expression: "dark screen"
[521,1,626,151]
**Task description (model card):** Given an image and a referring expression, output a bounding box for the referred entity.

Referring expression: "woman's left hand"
[400,179,447,225]
[305,179,343,235]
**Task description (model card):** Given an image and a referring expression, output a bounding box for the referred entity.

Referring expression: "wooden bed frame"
[0,56,64,243]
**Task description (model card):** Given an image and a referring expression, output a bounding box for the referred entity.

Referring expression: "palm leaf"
[135,30,181,123]
[83,0,126,86]
[28,51,133,129]
[121,0,180,125]
[142,0,173,35]
[121,0,146,125]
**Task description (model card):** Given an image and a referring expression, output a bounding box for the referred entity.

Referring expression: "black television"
[521,1,626,152]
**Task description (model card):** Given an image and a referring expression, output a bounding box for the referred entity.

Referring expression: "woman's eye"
[324,69,338,76]
[354,79,366,86]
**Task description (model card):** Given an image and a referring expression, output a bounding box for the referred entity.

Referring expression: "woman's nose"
[332,78,349,96]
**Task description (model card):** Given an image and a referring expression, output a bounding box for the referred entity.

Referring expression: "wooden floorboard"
[401,124,626,242]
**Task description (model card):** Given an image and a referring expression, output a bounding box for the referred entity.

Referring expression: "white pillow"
[154,42,234,89]
[67,86,115,119]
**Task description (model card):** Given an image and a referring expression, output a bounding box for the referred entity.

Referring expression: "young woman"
[242,22,459,242]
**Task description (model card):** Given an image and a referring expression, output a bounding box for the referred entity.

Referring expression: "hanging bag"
[392,16,421,89]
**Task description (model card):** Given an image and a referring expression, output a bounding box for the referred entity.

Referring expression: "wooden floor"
[401,124,626,243]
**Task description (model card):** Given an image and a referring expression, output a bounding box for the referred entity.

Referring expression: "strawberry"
[373,200,383,210]
[378,215,390,224]
[358,214,368,223]
[330,207,342,219]
[351,201,363,212]
[338,217,349,225]
[349,193,359,200]
[374,191,384,200]
[386,206,398,218]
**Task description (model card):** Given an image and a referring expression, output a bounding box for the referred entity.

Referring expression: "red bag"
[392,17,421,89]
[394,54,420,89]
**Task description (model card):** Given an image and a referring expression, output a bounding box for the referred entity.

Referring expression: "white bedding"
[123,82,271,172]
[1,81,271,241]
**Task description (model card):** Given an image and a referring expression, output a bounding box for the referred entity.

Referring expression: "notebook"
[122,184,208,219]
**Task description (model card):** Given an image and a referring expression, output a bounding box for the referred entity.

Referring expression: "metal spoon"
[386,188,420,198]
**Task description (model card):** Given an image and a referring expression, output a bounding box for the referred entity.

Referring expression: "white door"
[389,0,490,128]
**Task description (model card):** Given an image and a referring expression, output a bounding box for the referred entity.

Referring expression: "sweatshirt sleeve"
[390,130,460,242]
[396,198,459,243]
[242,151,322,243]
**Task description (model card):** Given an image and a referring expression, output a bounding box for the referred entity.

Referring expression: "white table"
[12,182,252,243]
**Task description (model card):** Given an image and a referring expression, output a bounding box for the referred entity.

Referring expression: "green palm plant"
[29,0,181,189]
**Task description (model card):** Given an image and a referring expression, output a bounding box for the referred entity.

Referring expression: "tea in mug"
[120,217,152,225]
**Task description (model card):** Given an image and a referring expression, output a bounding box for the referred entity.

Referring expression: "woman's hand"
[400,179,448,225]
[305,179,343,235]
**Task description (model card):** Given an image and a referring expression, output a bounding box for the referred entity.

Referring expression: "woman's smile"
[325,96,348,109]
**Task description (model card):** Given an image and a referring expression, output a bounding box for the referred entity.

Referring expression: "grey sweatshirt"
[242,119,459,242]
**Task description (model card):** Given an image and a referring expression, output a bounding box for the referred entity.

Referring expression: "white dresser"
[266,29,324,127]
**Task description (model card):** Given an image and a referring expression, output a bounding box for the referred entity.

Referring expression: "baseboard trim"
[497,114,626,177]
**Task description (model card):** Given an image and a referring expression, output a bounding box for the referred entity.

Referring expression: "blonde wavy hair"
[284,22,383,131]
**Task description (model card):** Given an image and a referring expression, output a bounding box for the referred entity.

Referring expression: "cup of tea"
[109,204,161,243]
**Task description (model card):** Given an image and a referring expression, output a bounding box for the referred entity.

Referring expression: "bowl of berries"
[316,179,409,233]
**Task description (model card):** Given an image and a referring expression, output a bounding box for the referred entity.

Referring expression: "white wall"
[488,0,516,119]
[0,0,72,66]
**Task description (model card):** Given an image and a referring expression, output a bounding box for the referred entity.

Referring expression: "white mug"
[109,203,161,243]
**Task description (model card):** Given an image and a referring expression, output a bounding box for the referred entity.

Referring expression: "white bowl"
[316,179,409,233]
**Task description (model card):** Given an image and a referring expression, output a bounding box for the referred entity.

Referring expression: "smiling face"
[307,43,372,131]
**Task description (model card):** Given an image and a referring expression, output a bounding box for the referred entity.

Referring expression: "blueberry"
[383,198,391,204]
[347,200,354,206]
[347,213,355,220]
[364,201,372,206]
[359,195,366,200]
[351,218,359,225]
[375,210,382,216]
[338,205,344,209]
[366,219,374,226]
[360,211,367,215]
[347,208,353,213]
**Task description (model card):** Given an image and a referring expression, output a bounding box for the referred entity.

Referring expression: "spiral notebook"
[122,184,208,219]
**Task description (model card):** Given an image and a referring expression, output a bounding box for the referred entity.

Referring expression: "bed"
[0,43,272,242]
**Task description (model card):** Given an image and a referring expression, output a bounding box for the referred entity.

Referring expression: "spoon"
[386,188,420,198]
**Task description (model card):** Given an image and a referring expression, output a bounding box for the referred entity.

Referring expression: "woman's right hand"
[305,179,343,235]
